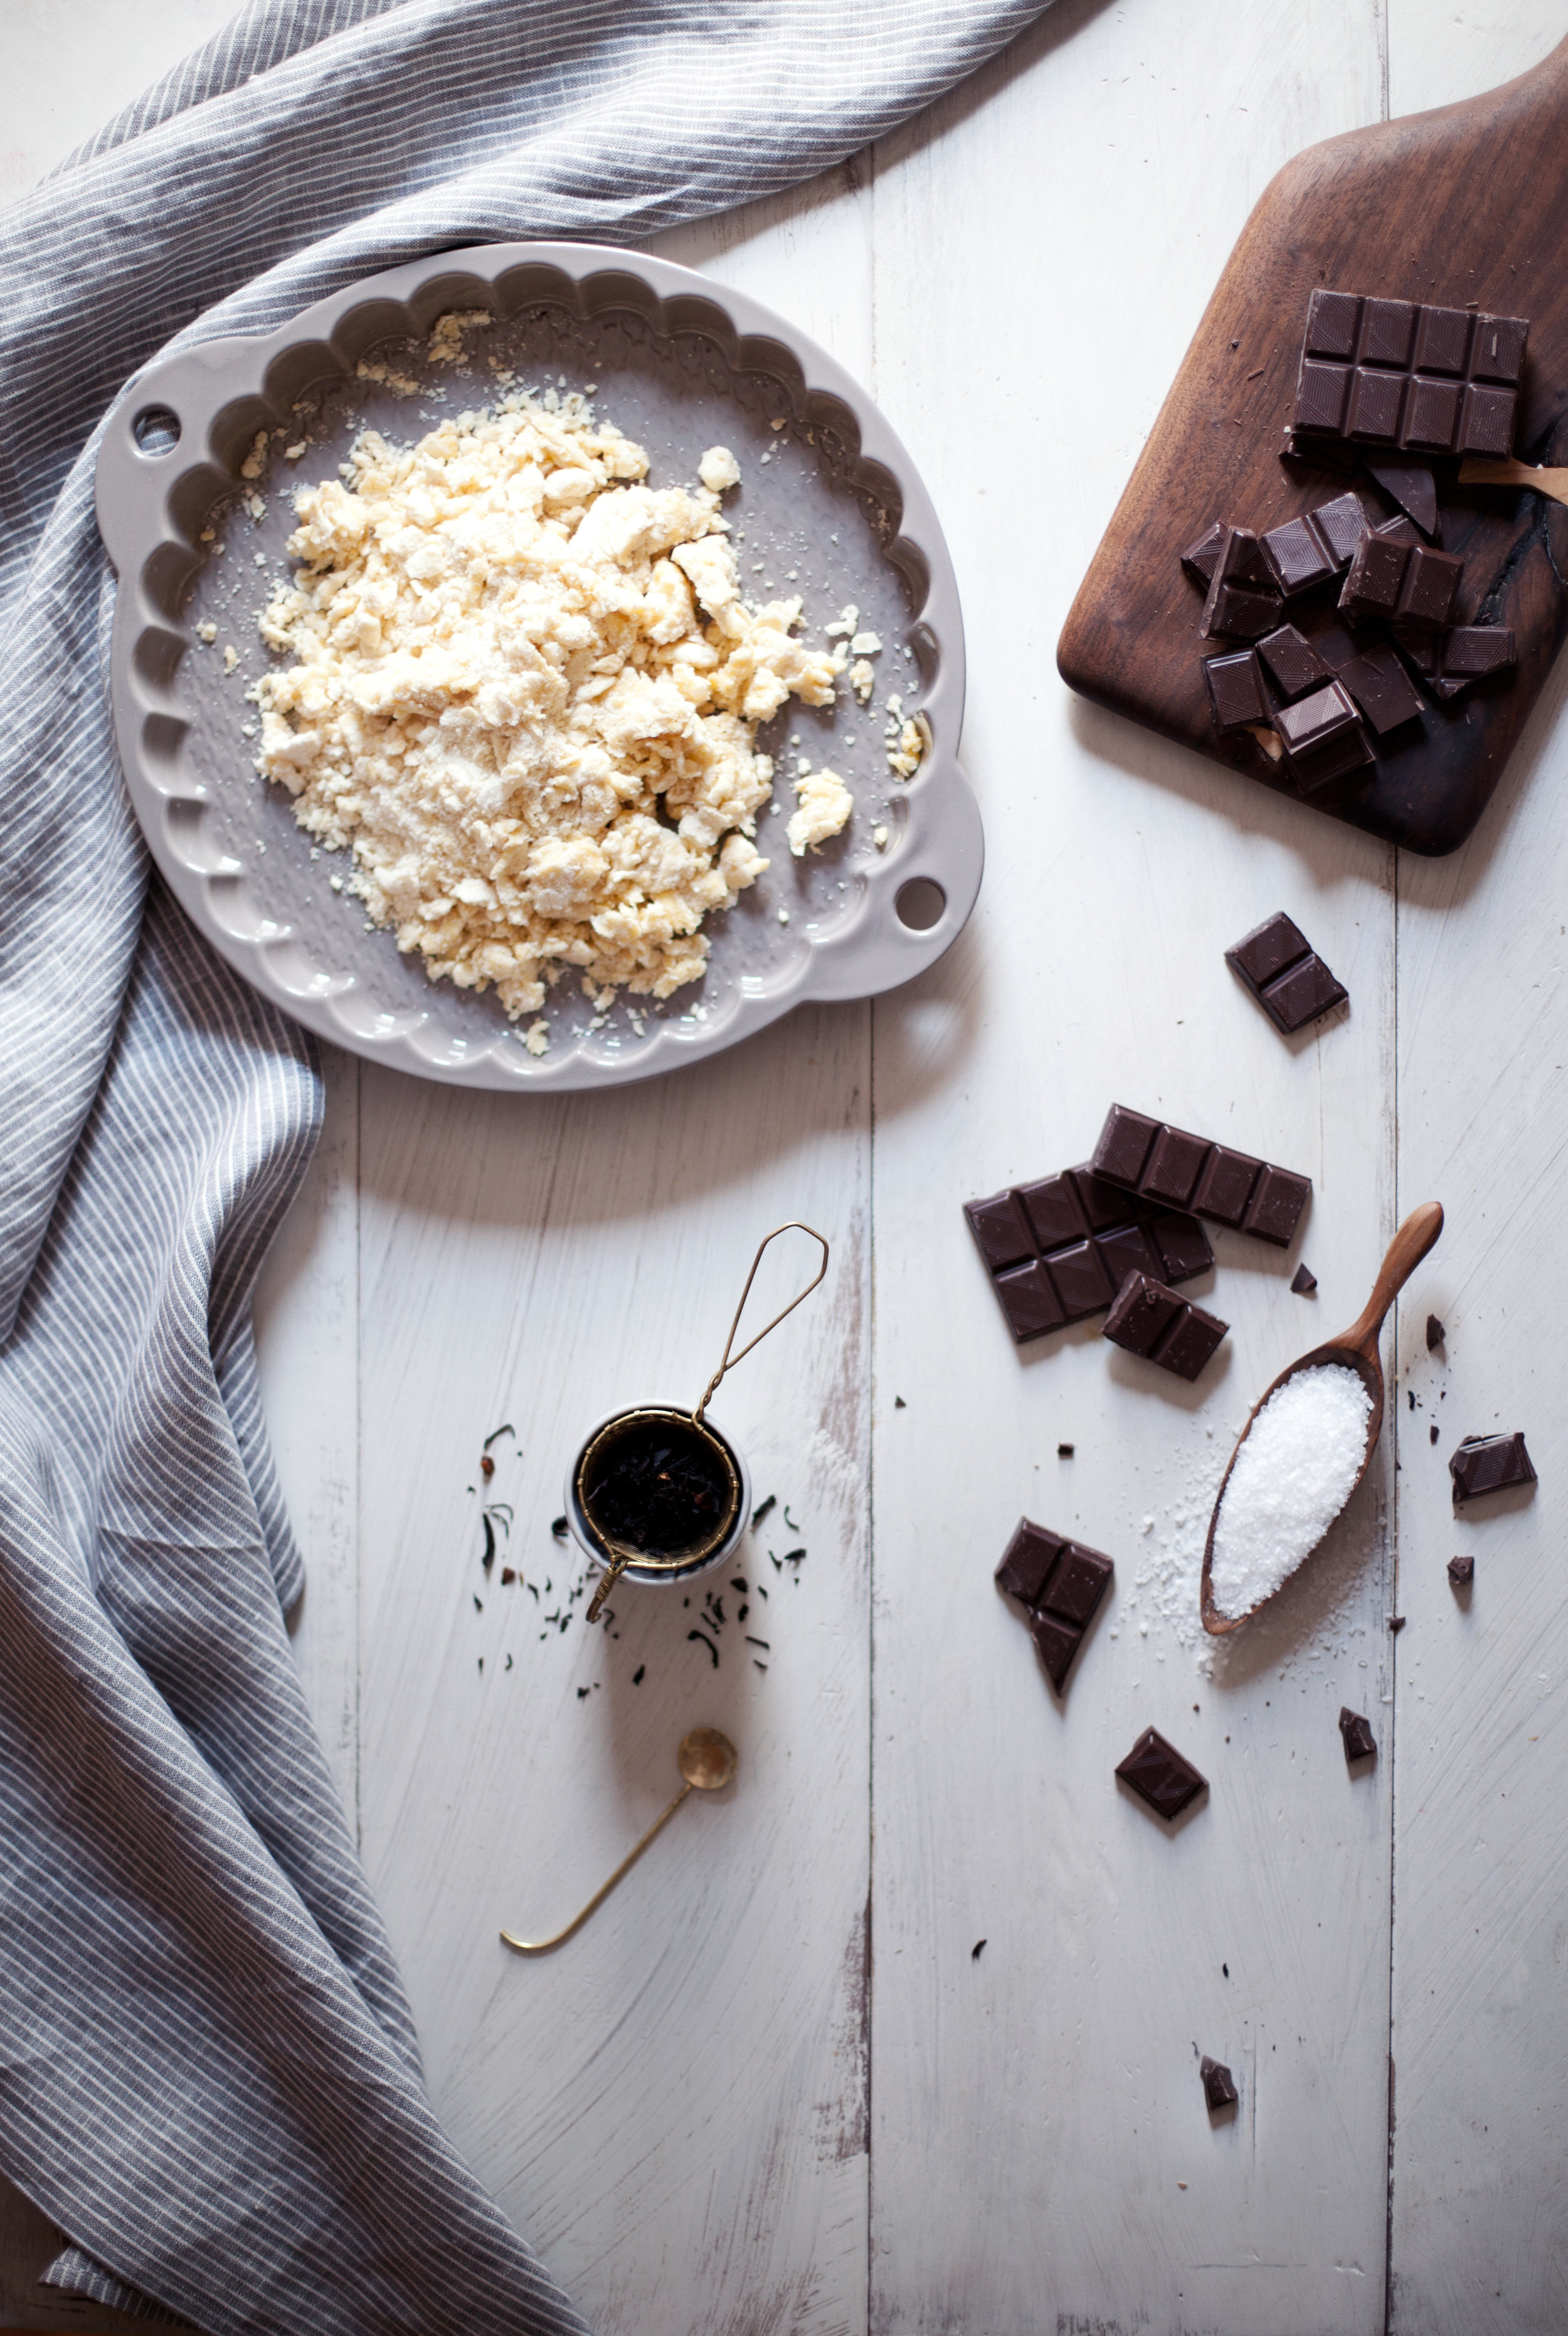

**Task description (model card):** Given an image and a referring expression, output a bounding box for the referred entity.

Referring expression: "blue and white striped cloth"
[0,3,1051,2327]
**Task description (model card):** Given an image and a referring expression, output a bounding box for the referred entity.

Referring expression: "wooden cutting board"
[1057,36,1568,857]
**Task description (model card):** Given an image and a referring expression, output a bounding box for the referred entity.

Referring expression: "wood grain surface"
[1057,29,1568,857]
[5,6,1568,2335]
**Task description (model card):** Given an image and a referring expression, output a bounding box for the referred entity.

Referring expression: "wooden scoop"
[1458,457,1568,510]
[1200,1203,1443,1635]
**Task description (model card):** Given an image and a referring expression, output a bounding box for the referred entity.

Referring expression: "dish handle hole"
[896,877,945,932]
[132,405,181,456]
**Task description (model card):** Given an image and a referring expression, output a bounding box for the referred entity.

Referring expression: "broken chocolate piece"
[1363,454,1439,537]
[1311,489,1373,566]
[1338,1707,1377,1762]
[1091,1105,1311,1247]
[1274,678,1375,793]
[1116,1727,1207,1822]
[1389,1614,1406,1632]
[1180,519,1227,586]
[965,1162,1213,1345]
[1201,526,1285,640]
[994,1519,1113,1690]
[1395,543,1464,632]
[1448,1554,1474,1588]
[1257,624,1335,701]
[1201,2056,1239,2112]
[1204,648,1269,733]
[1338,644,1425,735]
[1340,528,1411,620]
[1450,1431,1536,1501]
[1226,910,1349,1034]
[1103,1270,1228,1381]
[1426,1314,1445,1351]
[1438,625,1517,686]
[1291,1263,1318,1295]
[1259,511,1337,598]
[1292,290,1528,455]
[1429,1423,1440,1445]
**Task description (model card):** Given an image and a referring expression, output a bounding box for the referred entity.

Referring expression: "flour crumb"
[356,358,421,398]
[872,824,889,851]
[850,658,875,703]
[426,310,492,366]
[850,630,882,656]
[223,646,238,673]
[787,766,852,856]
[697,445,741,494]
[285,442,308,461]
[246,493,267,521]
[524,1018,550,1056]
[196,623,217,645]
[240,432,268,482]
[887,711,931,780]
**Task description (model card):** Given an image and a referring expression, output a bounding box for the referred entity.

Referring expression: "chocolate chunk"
[1450,1431,1535,1501]
[1395,544,1464,633]
[1340,529,1411,620]
[1226,910,1348,1033]
[994,1519,1113,1691]
[1448,1554,1474,1588]
[1256,625,1335,701]
[1204,648,1269,732]
[1439,625,1517,682]
[1201,527,1284,640]
[1103,1270,1229,1381]
[1274,678,1375,793]
[1337,644,1425,735]
[1091,1105,1311,1247]
[1390,1614,1406,1632]
[1259,512,1337,598]
[1292,289,1528,455]
[1291,1263,1318,1295]
[1426,1314,1445,1350]
[1116,1726,1207,1822]
[1180,519,1227,587]
[1363,454,1439,537]
[1200,2056,1239,2112]
[1338,1707,1377,1763]
[1429,1423,1439,1445]
[1311,489,1374,566]
[965,1162,1213,1344]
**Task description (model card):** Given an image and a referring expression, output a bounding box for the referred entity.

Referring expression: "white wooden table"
[6,4,1567,2330]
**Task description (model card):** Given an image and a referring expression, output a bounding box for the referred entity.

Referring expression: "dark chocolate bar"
[1257,624,1335,701]
[1226,910,1348,1033]
[965,1162,1213,1344]
[1201,526,1284,640]
[1448,1554,1474,1587]
[1274,678,1375,794]
[1115,1727,1207,1822]
[1337,644,1425,735]
[1201,2056,1238,2112]
[1292,290,1528,457]
[1363,454,1438,537]
[1103,1270,1228,1379]
[1091,1104,1311,1246]
[1338,1707,1377,1763]
[1450,1431,1535,1500]
[995,1519,1113,1691]
[1291,1263,1317,1294]
[1204,648,1268,733]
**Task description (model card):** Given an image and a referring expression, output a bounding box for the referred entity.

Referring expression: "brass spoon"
[499,1727,738,1955]
[1200,1203,1443,1636]
[1458,456,1568,509]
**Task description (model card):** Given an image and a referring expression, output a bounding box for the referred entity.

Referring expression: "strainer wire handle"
[694,1223,829,1424]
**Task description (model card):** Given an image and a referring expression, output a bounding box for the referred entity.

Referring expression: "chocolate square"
[1340,532,1411,619]
[1203,580,1285,642]
[1347,367,1405,441]
[1041,1545,1115,1628]
[1305,290,1361,359]
[1471,313,1528,384]
[995,1518,1067,1606]
[1443,625,1515,677]
[1289,724,1375,795]
[1402,374,1464,452]
[1458,381,1517,457]
[1192,1147,1260,1226]
[1395,545,1463,632]
[1095,1221,1163,1292]
[1180,519,1226,586]
[1150,1211,1214,1282]
[1412,305,1473,375]
[1295,360,1352,433]
[1102,1272,1184,1356]
[965,1190,1034,1272]
[1155,1303,1229,1379]
[1227,910,1311,990]
[1047,1239,1114,1319]
[1362,298,1417,368]
[1031,1610,1082,1689]
[1143,1127,1210,1208]
[1450,1431,1536,1500]
[1241,1164,1311,1246]
[1095,1106,1160,1187]
[1260,514,1336,598]
[1071,1167,1137,1233]
[1311,490,1370,566]
[1257,625,1333,701]
[1204,648,1269,733]
[995,1260,1066,1341]
[1338,644,1425,733]
[1115,1727,1207,1822]
[1277,677,1362,756]
[1019,1173,1089,1252]
[1266,955,1350,1029]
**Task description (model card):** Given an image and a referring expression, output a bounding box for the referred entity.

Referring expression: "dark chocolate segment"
[1204,648,1269,733]
[1103,1271,1228,1380]
[1257,625,1334,701]
[995,1517,1113,1691]
[1091,1105,1311,1247]
[1259,512,1337,597]
[966,1163,1213,1344]
[1200,2056,1239,2113]
[1291,1263,1318,1295]
[1311,489,1373,566]
[1115,1727,1207,1822]
[1395,544,1464,632]
[1450,1431,1535,1500]
[1448,1554,1474,1588]
[1338,1707,1377,1763]
[1363,455,1438,537]
[1340,530,1410,620]
[1201,527,1284,641]
[1181,519,1226,587]
[1426,1313,1445,1351]
[1274,679,1374,793]
[1337,644,1425,735]
[1441,625,1517,679]
[1226,911,1349,1034]
[1291,290,1528,455]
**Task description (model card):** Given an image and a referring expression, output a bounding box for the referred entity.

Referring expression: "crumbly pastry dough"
[255,393,846,1026]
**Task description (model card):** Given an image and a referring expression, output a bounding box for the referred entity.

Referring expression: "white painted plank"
[1387,16,1568,2333]
[867,2,1396,2330]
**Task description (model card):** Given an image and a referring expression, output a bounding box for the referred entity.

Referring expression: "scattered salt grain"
[1210,1365,1372,1620]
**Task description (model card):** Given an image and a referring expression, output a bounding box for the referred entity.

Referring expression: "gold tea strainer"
[580,1223,828,1622]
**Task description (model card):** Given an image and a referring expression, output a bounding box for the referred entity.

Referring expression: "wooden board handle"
[1340,1203,1444,1360]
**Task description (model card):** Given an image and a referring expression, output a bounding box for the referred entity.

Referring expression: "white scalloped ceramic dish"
[95,243,981,1090]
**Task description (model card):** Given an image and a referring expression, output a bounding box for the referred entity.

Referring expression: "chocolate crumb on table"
[1200,2056,1239,2112]
[971,1939,987,1962]
[1115,1728,1207,1822]
[1426,1314,1446,1350]
[994,1519,1113,1692]
[1226,911,1348,1035]
[1450,1431,1535,1500]
[1448,1556,1475,1589]
[1291,1264,1318,1295]
[1338,1707,1377,1763]
[1429,1423,1439,1445]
